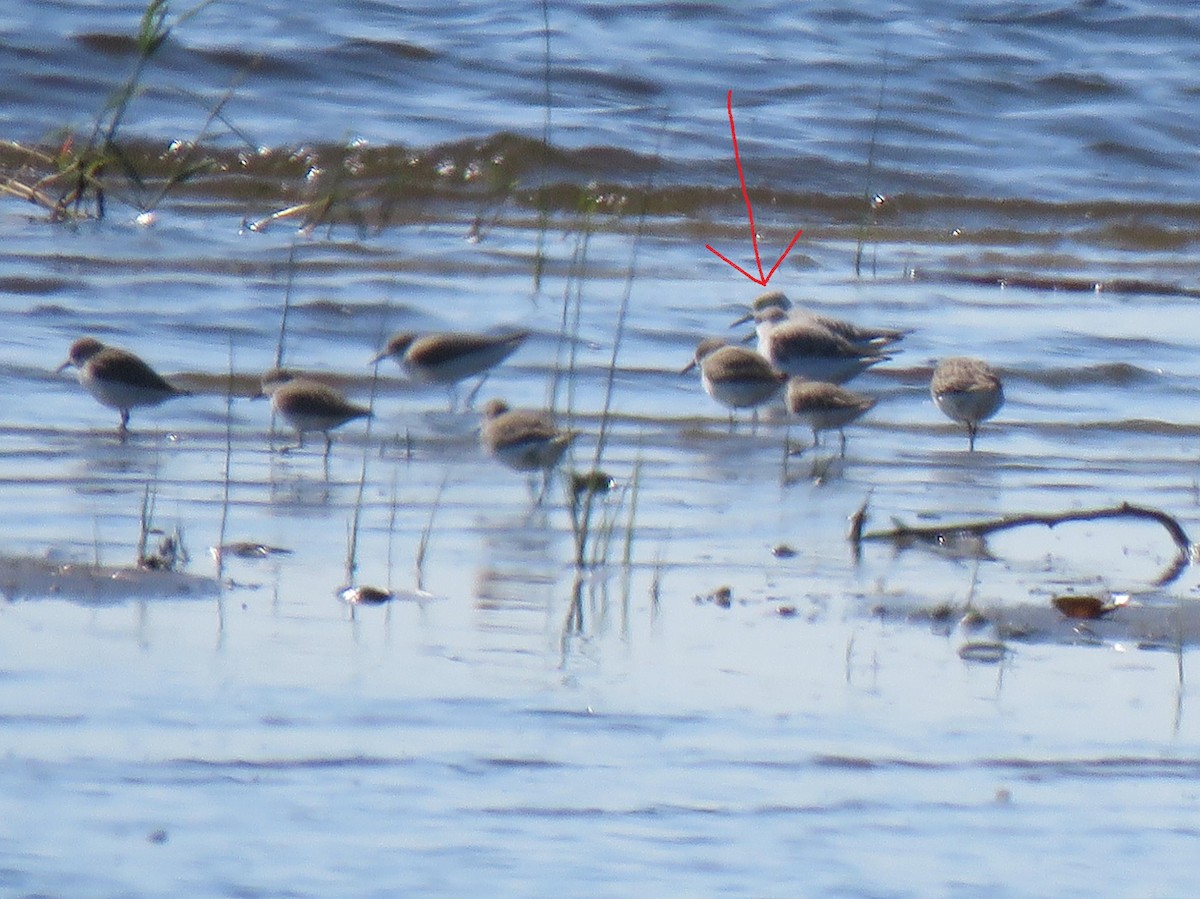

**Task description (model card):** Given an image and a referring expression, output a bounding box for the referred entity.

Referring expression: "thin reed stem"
[273,241,299,370]
[215,334,235,582]
[570,114,666,568]
[415,472,449,592]
[622,457,643,568]
[344,322,385,587]
[532,0,553,297]
[854,49,889,279]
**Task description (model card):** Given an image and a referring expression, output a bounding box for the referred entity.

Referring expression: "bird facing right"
[259,368,372,455]
[930,356,1004,451]
[785,376,877,456]
[480,398,576,474]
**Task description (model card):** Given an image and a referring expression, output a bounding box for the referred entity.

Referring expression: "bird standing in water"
[57,336,189,439]
[260,368,372,456]
[930,356,1004,451]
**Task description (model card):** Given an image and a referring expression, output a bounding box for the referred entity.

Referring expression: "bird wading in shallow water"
[785,376,877,457]
[480,398,576,475]
[682,337,786,429]
[57,336,189,439]
[371,329,529,410]
[749,307,891,385]
[732,290,910,352]
[259,368,372,456]
[930,356,1004,451]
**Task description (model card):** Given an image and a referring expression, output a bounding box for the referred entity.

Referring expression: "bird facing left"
[57,336,189,438]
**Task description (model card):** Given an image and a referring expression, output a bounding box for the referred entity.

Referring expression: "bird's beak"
[739,330,756,345]
[56,359,73,374]
[729,311,754,328]
[680,358,698,375]
[368,350,388,366]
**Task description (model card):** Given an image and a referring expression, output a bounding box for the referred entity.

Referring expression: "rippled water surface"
[3,2,1200,896]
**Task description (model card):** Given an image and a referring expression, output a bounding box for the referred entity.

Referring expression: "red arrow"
[706,91,804,286]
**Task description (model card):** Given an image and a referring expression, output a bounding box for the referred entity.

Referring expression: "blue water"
[3,2,1200,896]
[5,1,1200,202]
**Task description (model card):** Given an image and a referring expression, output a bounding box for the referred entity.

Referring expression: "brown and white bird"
[259,368,371,455]
[681,337,786,427]
[57,336,188,438]
[371,329,529,409]
[930,356,1004,451]
[785,376,877,456]
[750,307,891,385]
[733,290,909,351]
[480,398,576,474]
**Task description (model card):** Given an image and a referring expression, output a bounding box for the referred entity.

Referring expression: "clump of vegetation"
[137,482,189,572]
[0,0,225,222]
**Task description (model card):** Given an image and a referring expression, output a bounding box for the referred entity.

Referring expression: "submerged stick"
[853,502,1195,585]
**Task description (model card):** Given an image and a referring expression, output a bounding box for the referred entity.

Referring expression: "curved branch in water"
[852,501,1195,586]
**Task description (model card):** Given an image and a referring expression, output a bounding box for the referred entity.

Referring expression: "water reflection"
[68,430,177,486]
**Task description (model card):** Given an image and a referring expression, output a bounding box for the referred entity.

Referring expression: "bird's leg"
[463,373,489,410]
[785,428,807,458]
[781,429,790,483]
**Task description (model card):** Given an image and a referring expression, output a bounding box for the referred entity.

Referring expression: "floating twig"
[853,502,1194,586]
[848,492,870,563]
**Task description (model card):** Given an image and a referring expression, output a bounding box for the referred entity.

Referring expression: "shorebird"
[750,307,890,384]
[57,336,188,438]
[681,337,786,428]
[480,398,576,475]
[733,290,909,351]
[785,376,877,456]
[259,368,371,455]
[371,329,529,409]
[930,356,1004,451]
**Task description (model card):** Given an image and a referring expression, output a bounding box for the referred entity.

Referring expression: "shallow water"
[3,2,1200,896]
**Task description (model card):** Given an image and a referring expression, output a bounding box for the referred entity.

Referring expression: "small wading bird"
[749,307,891,385]
[930,356,1004,451]
[480,398,576,499]
[371,329,529,410]
[785,376,877,457]
[259,368,372,455]
[732,290,910,352]
[681,337,786,429]
[57,336,189,439]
